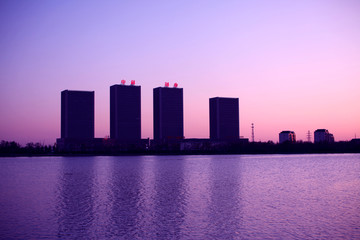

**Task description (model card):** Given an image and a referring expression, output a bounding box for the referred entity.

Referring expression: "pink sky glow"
[1,0,359,145]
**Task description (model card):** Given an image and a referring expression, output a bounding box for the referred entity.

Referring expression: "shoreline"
[1,151,360,158]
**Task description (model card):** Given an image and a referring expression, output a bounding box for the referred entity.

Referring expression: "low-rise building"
[314,129,334,143]
[279,131,296,143]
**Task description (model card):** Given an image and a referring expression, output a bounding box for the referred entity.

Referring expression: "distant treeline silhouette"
[1,139,360,156]
[0,141,56,156]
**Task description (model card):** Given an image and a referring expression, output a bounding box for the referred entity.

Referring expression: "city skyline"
[58,84,342,149]
[1,1,359,145]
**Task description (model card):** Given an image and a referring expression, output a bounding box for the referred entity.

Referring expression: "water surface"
[0,154,359,239]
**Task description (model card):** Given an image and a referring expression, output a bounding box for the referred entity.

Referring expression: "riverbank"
[1,141,360,157]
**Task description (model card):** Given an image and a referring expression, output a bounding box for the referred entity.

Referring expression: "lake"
[0,154,359,239]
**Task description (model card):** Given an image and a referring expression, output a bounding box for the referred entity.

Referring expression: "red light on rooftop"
[121,80,126,85]
[165,82,169,87]
[131,80,135,85]
[174,83,178,88]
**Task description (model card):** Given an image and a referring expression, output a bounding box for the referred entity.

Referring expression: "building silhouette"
[279,131,296,143]
[209,97,239,140]
[153,85,184,142]
[314,129,334,143]
[110,83,141,142]
[61,90,94,139]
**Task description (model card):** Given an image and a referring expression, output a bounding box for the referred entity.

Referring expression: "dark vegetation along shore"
[1,139,360,157]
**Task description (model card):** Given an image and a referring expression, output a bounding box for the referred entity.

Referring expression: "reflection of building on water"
[107,159,143,238]
[152,157,186,239]
[56,159,95,238]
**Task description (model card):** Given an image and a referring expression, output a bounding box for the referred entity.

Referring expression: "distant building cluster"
[56,81,337,152]
[57,81,241,152]
[278,129,335,144]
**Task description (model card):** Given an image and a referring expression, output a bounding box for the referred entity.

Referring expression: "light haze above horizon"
[1,0,359,145]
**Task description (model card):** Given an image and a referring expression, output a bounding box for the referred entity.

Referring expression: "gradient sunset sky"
[1,0,359,145]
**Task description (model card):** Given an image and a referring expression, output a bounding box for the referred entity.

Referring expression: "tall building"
[209,97,239,140]
[61,90,94,139]
[279,131,296,143]
[110,83,141,142]
[314,129,334,143]
[153,85,183,142]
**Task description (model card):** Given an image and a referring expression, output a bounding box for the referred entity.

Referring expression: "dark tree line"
[0,140,56,155]
[1,139,359,156]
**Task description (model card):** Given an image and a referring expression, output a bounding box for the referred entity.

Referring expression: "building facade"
[279,131,296,143]
[314,129,334,143]
[209,97,239,141]
[110,84,141,142]
[153,86,184,142]
[61,90,94,139]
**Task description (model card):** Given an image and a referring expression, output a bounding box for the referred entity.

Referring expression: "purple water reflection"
[0,154,359,239]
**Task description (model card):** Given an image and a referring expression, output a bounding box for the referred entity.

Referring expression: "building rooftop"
[315,129,328,132]
[210,97,239,100]
[280,131,294,134]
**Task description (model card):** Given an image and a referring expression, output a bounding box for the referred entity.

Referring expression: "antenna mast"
[251,123,255,142]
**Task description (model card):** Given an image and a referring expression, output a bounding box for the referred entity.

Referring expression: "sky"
[0,0,359,145]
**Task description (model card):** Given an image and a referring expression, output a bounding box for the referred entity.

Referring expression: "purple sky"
[1,0,359,145]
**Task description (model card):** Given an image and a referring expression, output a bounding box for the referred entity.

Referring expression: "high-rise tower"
[153,84,183,142]
[61,90,94,139]
[209,97,239,140]
[110,81,141,142]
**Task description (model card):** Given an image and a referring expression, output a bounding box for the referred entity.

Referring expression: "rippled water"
[0,154,359,239]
